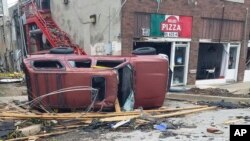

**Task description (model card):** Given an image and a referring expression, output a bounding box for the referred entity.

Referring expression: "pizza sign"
[160,15,192,38]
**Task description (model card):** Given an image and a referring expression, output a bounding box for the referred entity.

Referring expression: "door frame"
[225,43,241,81]
[170,41,190,86]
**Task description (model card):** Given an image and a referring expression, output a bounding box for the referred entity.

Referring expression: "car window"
[33,60,64,69]
[68,60,92,68]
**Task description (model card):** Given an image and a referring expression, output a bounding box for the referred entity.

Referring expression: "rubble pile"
[0,101,216,141]
[186,87,250,98]
[0,73,24,84]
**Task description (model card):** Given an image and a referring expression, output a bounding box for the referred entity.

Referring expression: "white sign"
[141,28,150,37]
[164,32,179,38]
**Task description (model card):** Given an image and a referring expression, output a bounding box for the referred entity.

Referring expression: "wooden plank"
[100,115,139,122]
[0,106,208,120]
[0,106,216,122]
[100,107,217,122]
[37,105,208,116]
[53,124,88,130]
[153,106,217,118]
[6,130,71,141]
[223,119,244,125]
[114,98,121,113]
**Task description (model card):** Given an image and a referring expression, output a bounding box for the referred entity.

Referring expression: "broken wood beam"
[114,98,121,113]
[100,115,139,122]
[53,124,88,130]
[100,106,217,122]
[0,106,209,120]
[4,102,29,113]
[5,130,71,141]
[153,106,217,118]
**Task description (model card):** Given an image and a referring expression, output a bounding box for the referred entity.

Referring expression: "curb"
[0,96,28,103]
[166,93,250,105]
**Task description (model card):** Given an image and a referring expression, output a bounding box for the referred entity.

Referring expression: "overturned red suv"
[23,47,169,110]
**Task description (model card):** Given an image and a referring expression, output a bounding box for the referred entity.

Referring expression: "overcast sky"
[7,0,18,8]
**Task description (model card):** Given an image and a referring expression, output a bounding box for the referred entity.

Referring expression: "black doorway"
[133,42,172,60]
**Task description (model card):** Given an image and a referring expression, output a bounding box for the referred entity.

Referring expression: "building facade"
[17,0,250,85]
[50,0,122,55]
[121,0,250,85]
[49,0,250,85]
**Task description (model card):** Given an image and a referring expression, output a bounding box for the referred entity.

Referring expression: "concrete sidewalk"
[168,82,250,105]
[167,93,250,106]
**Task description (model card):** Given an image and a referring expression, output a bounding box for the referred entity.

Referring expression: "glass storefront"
[171,42,189,86]
[134,41,190,86]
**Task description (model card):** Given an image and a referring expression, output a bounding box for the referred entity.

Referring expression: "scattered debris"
[197,100,249,109]
[159,131,177,138]
[17,124,42,136]
[0,72,24,79]
[0,73,24,84]
[207,127,224,134]
[0,79,23,84]
[0,120,15,138]
[223,119,245,125]
[111,120,131,129]
[224,116,250,124]
[5,130,72,141]
[154,123,168,132]
[186,87,250,98]
[0,101,217,140]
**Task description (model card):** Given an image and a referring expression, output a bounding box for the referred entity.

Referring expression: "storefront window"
[175,47,186,66]
[196,43,224,80]
[173,66,185,84]
[228,47,237,69]
[173,46,186,85]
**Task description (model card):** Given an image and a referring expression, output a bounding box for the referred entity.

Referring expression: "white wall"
[0,0,9,16]
[50,0,122,55]
[244,70,250,82]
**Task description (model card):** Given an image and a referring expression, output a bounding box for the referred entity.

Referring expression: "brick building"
[121,0,250,85]
[17,0,250,86]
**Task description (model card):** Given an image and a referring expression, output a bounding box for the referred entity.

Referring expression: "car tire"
[49,47,74,54]
[132,47,156,55]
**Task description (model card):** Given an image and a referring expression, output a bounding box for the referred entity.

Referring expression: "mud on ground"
[186,87,250,98]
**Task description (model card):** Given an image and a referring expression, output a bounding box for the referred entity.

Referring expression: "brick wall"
[121,0,250,84]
